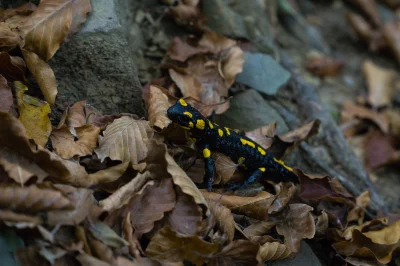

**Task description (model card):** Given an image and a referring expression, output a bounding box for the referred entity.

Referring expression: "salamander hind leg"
[201,145,215,192]
[225,168,264,191]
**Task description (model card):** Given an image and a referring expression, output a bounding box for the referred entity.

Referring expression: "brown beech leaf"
[348,191,371,224]
[22,49,57,105]
[0,52,27,82]
[362,60,397,108]
[219,46,244,87]
[147,85,172,132]
[169,69,202,101]
[295,168,356,205]
[89,221,129,248]
[198,31,237,53]
[167,36,208,62]
[95,116,153,165]
[213,152,238,184]
[336,217,389,241]
[364,130,400,169]
[316,211,329,236]
[305,56,344,77]
[208,240,260,266]
[0,22,23,51]
[47,186,98,226]
[99,171,151,212]
[268,182,296,214]
[88,236,115,264]
[168,187,203,236]
[122,213,142,259]
[333,225,400,264]
[206,198,236,244]
[0,2,36,21]
[50,124,100,159]
[275,204,315,252]
[128,179,176,237]
[278,119,320,148]
[0,209,42,228]
[76,254,111,266]
[341,101,389,133]
[19,0,92,61]
[201,190,276,220]
[383,21,400,65]
[61,101,102,131]
[0,74,13,112]
[257,242,293,262]
[344,0,381,26]
[363,219,400,245]
[146,226,219,265]
[16,82,52,147]
[245,122,276,149]
[0,185,73,212]
[89,161,131,185]
[168,0,200,27]
[243,220,277,239]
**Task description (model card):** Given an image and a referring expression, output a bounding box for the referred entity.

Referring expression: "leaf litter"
[0,1,398,266]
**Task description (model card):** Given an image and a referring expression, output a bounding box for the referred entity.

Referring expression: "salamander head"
[167,98,202,130]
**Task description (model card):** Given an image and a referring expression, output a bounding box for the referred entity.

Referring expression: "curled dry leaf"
[168,188,203,237]
[99,171,151,212]
[316,211,329,236]
[213,152,239,185]
[362,60,397,108]
[348,191,371,224]
[128,179,176,237]
[22,49,57,105]
[268,182,296,214]
[305,56,344,77]
[50,124,100,159]
[89,221,129,248]
[76,254,111,266]
[383,21,400,65]
[243,220,277,239]
[0,185,73,212]
[88,236,115,264]
[257,242,293,262]
[208,240,260,266]
[168,0,200,27]
[147,85,172,132]
[169,69,202,101]
[123,213,142,259]
[344,0,381,26]
[88,161,130,185]
[167,36,208,62]
[336,217,388,241]
[0,22,23,51]
[364,131,400,169]
[0,74,13,112]
[16,82,52,147]
[202,190,276,220]
[245,122,276,149]
[18,0,92,61]
[95,116,154,165]
[146,226,219,266]
[0,2,36,21]
[0,52,27,82]
[0,209,42,228]
[219,46,244,87]
[275,204,316,252]
[61,101,102,132]
[206,198,235,244]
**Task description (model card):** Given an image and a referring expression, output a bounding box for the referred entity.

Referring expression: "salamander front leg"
[201,145,215,192]
[225,168,265,191]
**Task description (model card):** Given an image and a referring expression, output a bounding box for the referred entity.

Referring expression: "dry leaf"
[76,254,111,266]
[0,22,23,51]
[62,101,102,132]
[99,171,151,212]
[88,236,115,264]
[167,36,208,62]
[0,74,13,112]
[348,191,371,224]
[362,60,397,108]
[243,220,277,239]
[0,52,27,82]
[146,226,219,265]
[202,190,276,220]
[383,21,400,65]
[0,185,73,212]
[0,209,42,228]
[364,131,400,168]
[344,0,381,26]
[168,188,203,236]
[268,182,296,214]
[123,213,142,259]
[19,0,92,61]
[95,116,153,165]
[0,2,36,21]
[89,161,130,185]
[15,81,52,146]
[316,211,329,236]
[128,179,176,236]
[245,122,276,149]
[305,56,344,77]
[208,240,260,266]
[275,204,316,252]
[169,69,202,101]
[0,112,91,187]
[50,124,100,159]
[206,198,235,244]
[147,85,172,132]
[219,46,244,87]
[168,0,200,27]
[257,242,293,262]
[213,152,239,185]
[22,49,57,105]
[89,221,129,248]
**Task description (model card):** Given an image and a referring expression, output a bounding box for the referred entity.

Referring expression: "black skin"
[167,99,298,192]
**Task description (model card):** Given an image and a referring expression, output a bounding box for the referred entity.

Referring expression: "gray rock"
[236,52,291,95]
[266,242,321,266]
[50,0,144,117]
[213,89,288,133]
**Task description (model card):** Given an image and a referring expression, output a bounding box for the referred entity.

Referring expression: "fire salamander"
[167,98,298,192]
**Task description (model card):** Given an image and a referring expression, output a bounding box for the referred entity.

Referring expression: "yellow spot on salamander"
[225,127,231,135]
[259,167,266,172]
[203,148,211,158]
[247,141,255,148]
[183,111,192,118]
[238,157,245,164]
[257,147,266,155]
[208,121,214,129]
[196,119,205,130]
[188,121,194,128]
[240,138,247,145]
[218,128,224,137]
[273,158,293,172]
[179,98,187,106]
